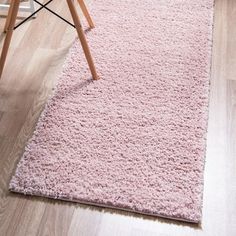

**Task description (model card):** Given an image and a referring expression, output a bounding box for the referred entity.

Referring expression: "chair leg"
[77,0,94,28]
[4,0,15,32]
[4,0,36,33]
[67,0,99,80]
[0,0,21,78]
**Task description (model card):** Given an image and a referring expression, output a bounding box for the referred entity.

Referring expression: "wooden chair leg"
[77,0,94,28]
[0,0,21,78]
[4,0,15,32]
[67,0,99,80]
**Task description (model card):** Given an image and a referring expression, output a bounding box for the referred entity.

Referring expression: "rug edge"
[9,188,201,224]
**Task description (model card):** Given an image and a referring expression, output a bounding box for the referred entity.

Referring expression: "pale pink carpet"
[9,0,214,223]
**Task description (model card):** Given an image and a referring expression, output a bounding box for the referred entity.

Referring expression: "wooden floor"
[0,0,235,235]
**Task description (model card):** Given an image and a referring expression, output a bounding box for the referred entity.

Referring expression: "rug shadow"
[55,78,94,101]
[84,27,93,34]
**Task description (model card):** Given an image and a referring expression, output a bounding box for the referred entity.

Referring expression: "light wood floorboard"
[0,0,235,235]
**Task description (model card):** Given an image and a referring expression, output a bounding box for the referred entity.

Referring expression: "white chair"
[0,0,99,80]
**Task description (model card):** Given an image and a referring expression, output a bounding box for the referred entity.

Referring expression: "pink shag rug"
[9,0,214,223]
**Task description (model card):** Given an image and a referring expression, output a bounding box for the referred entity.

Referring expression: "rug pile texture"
[10,0,214,223]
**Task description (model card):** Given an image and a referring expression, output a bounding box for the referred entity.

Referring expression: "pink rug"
[9,0,214,223]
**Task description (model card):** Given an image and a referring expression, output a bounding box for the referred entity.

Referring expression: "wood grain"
[0,0,235,235]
